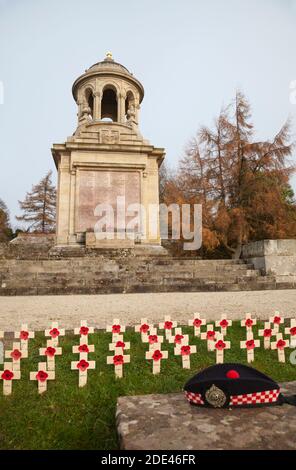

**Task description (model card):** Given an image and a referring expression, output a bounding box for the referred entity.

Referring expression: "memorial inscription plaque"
[76,170,141,234]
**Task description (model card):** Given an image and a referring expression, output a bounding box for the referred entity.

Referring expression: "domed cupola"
[72,53,144,131]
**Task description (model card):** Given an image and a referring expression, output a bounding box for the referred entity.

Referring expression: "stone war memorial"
[52,52,165,251]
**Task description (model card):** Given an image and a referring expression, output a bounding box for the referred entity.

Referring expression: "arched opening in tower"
[85,89,94,119]
[101,88,118,122]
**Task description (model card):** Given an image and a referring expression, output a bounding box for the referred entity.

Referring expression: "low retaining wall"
[242,240,296,278]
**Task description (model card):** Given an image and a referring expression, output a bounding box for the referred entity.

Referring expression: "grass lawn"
[0,320,295,450]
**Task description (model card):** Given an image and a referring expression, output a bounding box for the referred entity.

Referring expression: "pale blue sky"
[0,0,296,225]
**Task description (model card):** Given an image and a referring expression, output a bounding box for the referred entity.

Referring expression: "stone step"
[0,254,283,296]
[0,280,279,296]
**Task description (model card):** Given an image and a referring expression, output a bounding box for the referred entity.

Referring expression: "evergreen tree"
[16,171,56,232]
[0,199,13,241]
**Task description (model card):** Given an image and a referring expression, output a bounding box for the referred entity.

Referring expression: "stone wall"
[0,233,55,260]
[242,239,296,278]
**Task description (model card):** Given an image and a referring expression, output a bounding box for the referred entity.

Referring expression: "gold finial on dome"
[105,51,113,60]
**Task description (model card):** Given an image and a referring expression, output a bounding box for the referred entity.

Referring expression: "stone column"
[135,100,140,126]
[68,168,77,244]
[56,157,71,246]
[118,92,126,123]
[94,91,102,121]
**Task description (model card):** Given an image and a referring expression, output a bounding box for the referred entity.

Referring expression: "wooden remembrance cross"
[39,340,62,371]
[269,312,284,333]
[214,333,231,364]
[168,328,189,346]
[30,362,55,394]
[107,346,130,378]
[174,340,197,369]
[106,319,126,342]
[241,313,257,332]
[240,332,260,363]
[1,362,20,396]
[74,320,94,344]
[72,339,95,355]
[285,319,296,348]
[44,322,65,347]
[201,325,217,351]
[71,356,95,387]
[14,324,34,355]
[188,313,206,337]
[135,318,153,341]
[71,335,95,387]
[142,327,164,347]
[146,347,168,374]
[109,334,130,352]
[215,314,232,336]
[159,316,177,340]
[258,322,275,350]
[5,342,23,372]
[271,333,290,363]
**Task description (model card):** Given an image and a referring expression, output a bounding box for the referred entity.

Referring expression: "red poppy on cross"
[146,346,168,374]
[30,362,55,394]
[74,320,94,344]
[106,318,126,343]
[109,334,130,353]
[72,338,95,356]
[240,313,257,332]
[5,342,23,371]
[269,312,284,334]
[135,318,153,341]
[215,315,232,336]
[285,319,296,348]
[107,347,130,378]
[271,333,289,363]
[14,324,34,355]
[188,313,206,337]
[201,325,217,351]
[142,327,164,346]
[168,327,189,345]
[39,339,62,371]
[240,332,260,363]
[158,316,177,340]
[214,333,231,364]
[71,356,95,387]
[258,322,276,350]
[174,340,197,369]
[44,322,65,347]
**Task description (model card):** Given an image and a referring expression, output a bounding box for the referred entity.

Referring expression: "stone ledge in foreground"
[116,381,296,450]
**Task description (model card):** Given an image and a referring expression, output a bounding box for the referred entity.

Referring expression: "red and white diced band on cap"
[185,391,205,405]
[229,389,280,406]
[185,389,280,407]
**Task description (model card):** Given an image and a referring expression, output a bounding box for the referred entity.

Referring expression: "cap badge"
[205,384,227,408]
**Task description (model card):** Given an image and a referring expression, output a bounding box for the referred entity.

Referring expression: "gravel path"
[0,290,295,331]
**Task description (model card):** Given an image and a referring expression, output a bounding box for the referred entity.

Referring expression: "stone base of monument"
[116,381,296,450]
[85,232,135,249]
